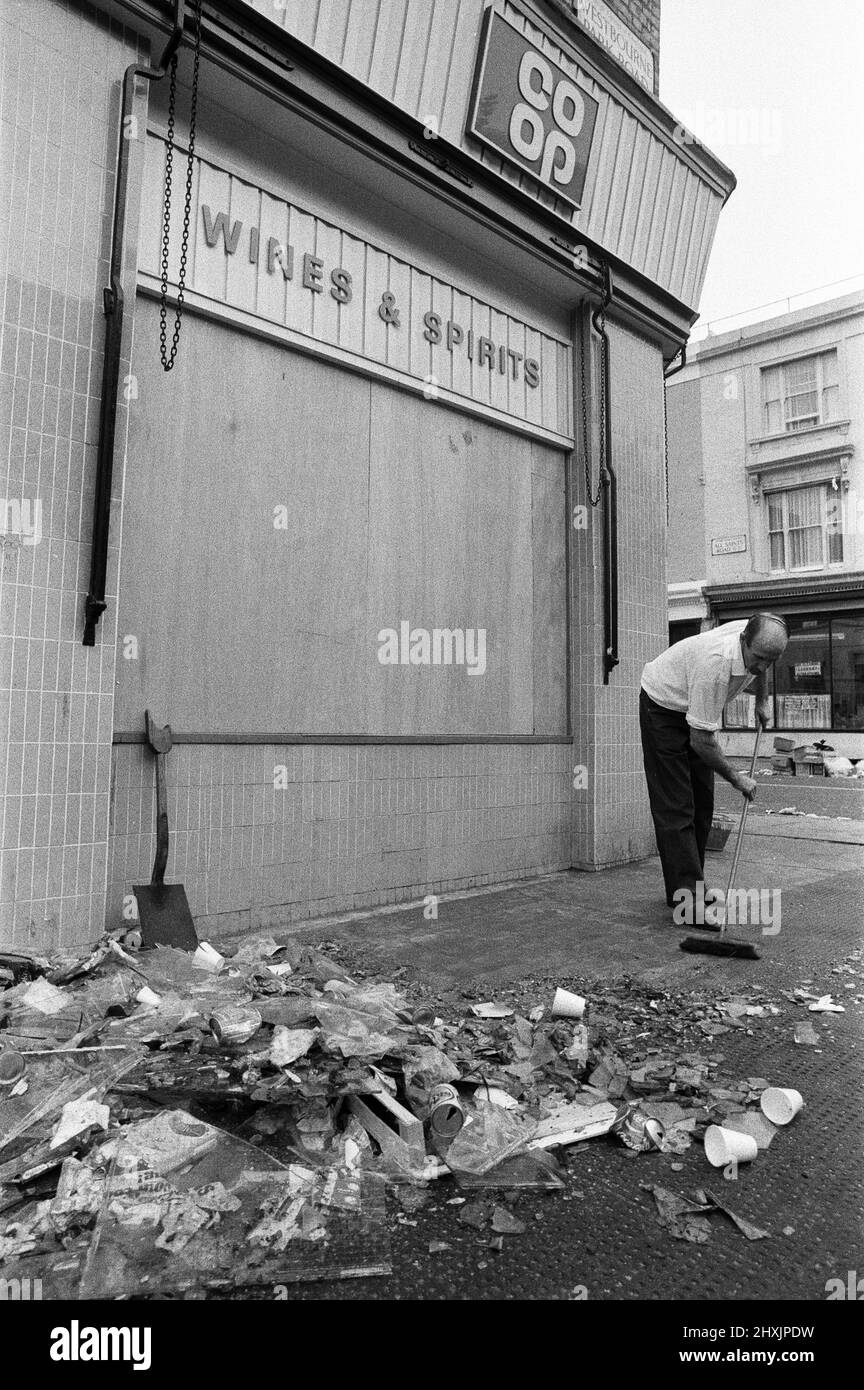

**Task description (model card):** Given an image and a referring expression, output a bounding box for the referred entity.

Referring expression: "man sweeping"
[639,613,788,926]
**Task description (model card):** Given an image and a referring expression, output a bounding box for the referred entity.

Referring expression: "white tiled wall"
[0,0,146,948]
[107,741,573,938]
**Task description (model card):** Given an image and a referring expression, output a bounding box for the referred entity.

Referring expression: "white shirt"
[641,621,755,732]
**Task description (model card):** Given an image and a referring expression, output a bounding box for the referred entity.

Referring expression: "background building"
[1,0,735,949]
[667,291,864,756]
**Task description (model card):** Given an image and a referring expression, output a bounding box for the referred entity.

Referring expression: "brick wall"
[604,0,661,68]
[0,0,146,949]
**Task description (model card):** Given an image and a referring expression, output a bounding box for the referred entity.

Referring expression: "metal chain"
[159,0,202,372]
[579,302,606,507]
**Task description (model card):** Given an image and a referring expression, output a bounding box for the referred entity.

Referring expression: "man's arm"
[689,728,757,799]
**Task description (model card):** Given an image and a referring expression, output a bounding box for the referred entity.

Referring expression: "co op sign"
[468,11,599,210]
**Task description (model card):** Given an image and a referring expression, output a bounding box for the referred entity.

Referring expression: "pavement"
[266,825,864,1302]
[715,769,864,825]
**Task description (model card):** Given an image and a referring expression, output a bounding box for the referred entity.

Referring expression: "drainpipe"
[591,264,618,683]
[83,1,189,646]
[662,344,687,527]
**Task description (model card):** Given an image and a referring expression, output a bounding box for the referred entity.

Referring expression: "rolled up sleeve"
[685,654,728,732]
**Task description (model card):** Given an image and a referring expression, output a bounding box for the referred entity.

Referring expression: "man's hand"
[755,699,772,730]
[733,772,757,801]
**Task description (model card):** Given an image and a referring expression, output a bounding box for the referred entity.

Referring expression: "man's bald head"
[742,612,788,667]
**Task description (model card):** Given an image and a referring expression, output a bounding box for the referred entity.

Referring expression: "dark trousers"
[639,688,714,906]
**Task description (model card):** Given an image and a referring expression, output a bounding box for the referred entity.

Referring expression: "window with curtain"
[766,483,844,572]
[761,351,839,434]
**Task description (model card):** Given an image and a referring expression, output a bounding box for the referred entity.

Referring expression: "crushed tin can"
[209,1005,263,1045]
[612,1101,665,1152]
[428,1083,465,1139]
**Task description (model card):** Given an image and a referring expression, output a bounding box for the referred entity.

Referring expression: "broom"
[679,726,762,959]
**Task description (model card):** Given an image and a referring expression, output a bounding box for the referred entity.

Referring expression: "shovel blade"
[133,883,198,951]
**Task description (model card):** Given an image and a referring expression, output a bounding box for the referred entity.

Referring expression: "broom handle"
[724,725,761,910]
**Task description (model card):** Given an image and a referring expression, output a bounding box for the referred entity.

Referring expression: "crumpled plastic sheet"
[442,1100,537,1176]
[455,1147,566,1190]
[78,1112,391,1295]
[313,1000,410,1059]
[0,1048,142,1161]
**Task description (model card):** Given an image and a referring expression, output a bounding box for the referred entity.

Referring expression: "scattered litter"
[612,1102,665,1153]
[446,1102,536,1175]
[794,1021,820,1046]
[491,1205,526,1234]
[551,988,586,1020]
[702,1190,769,1241]
[760,1088,804,1125]
[704,1125,758,1167]
[643,1184,769,1242]
[530,1099,616,1150]
[643,1184,713,1243]
[50,1100,110,1150]
[192,942,225,973]
[458,1201,488,1229]
[0,926,814,1294]
[269,1026,318,1068]
[807,996,844,1014]
[427,1083,466,1139]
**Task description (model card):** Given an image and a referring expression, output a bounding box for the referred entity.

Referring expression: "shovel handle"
[725,726,761,906]
[151,751,168,885]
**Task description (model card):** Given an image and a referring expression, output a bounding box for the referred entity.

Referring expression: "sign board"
[794,662,822,678]
[569,0,655,91]
[711,535,747,555]
[467,10,599,210]
[138,138,573,443]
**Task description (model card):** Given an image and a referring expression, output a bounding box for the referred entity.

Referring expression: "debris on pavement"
[807,996,845,1013]
[0,929,814,1292]
[643,1183,769,1242]
[793,1021,820,1046]
[759,1088,804,1125]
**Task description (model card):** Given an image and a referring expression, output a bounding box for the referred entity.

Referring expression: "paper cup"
[760,1087,804,1125]
[552,987,586,1019]
[704,1125,758,1167]
[193,942,224,972]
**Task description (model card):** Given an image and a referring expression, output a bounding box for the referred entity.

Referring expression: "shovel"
[680,727,762,960]
[133,710,198,951]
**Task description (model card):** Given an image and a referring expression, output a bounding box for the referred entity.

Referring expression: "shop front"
[1,0,734,948]
[709,579,864,753]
